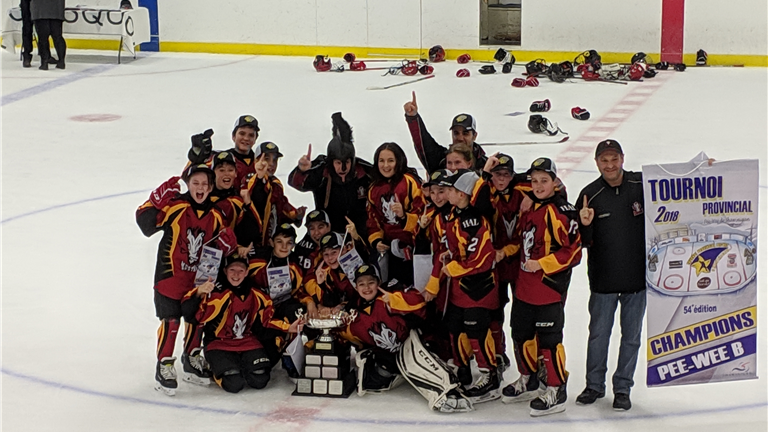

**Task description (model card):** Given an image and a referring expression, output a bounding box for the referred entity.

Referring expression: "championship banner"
[642,152,759,387]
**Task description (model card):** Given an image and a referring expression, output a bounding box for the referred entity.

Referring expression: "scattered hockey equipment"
[696,49,708,66]
[530,384,567,416]
[501,373,543,403]
[674,63,687,71]
[396,330,474,413]
[511,78,526,87]
[644,68,657,78]
[571,75,628,85]
[558,61,574,77]
[350,61,367,71]
[457,54,472,64]
[494,48,515,64]
[530,99,551,112]
[313,55,331,72]
[547,62,567,83]
[525,59,548,77]
[502,62,514,73]
[330,61,346,72]
[528,115,566,136]
[402,62,419,76]
[479,65,496,75]
[631,52,650,65]
[343,52,356,62]
[429,45,446,63]
[366,74,435,90]
[456,68,470,78]
[419,64,434,75]
[574,49,602,70]
[655,61,670,70]
[571,107,590,120]
[627,62,646,81]
[525,76,539,87]
[155,357,178,396]
[482,136,570,146]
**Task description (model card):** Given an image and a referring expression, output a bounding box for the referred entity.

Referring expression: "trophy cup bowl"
[303,310,356,344]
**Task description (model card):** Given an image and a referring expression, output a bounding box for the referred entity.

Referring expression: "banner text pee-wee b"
[642,153,758,387]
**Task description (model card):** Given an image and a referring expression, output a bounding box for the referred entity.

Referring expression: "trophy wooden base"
[292,337,356,398]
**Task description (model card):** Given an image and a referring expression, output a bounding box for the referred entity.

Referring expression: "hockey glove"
[344,52,356,63]
[189,129,214,164]
[456,68,470,78]
[511,78,526,87]
[350,61,367,71]
[530,99,551,112]
[696,49,708,66]
[150,176,181,209]
[571,107,590,120]
[457,54,471,64]
[419,64,434,75]
[501,62,513,74]
[478,65,496,75]
[655,61,670,70]
[216,228,238,256]
[525,76,540,87]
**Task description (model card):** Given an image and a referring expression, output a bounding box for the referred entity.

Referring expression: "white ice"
[1,51,767,432]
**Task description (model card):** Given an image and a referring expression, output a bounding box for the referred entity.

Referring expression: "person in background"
[30,0,66,70]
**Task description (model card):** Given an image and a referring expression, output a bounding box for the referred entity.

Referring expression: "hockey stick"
[569,76,629,85]
[482,136,570,146]
[366,74,435,90]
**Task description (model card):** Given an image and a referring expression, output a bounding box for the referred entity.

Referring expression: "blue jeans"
[584,290,646,395]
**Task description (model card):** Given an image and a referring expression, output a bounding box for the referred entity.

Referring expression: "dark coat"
[30,0,65,21]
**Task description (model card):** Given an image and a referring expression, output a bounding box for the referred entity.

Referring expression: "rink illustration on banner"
[642,153,759,387]
[194,246,223,286]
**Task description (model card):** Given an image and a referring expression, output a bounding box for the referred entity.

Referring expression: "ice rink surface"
[1,51,767,431]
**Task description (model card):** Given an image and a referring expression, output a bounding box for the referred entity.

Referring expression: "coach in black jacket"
[574,140,646,411]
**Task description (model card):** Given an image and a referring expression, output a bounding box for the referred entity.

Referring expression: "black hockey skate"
[463,368,501,403]
[501,373,543,403]
[182,348,211,386]
[530,384,567,416]
[154,357,178,396]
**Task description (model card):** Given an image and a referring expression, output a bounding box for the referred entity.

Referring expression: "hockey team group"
[136,90,647,417]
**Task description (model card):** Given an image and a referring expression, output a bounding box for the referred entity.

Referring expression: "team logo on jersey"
[381,195,399,225]
[186,228,205,264]
[521,225,537,272]
[370,323,401,353]
[503,214,518,240]
[688,244,729,276]
[233,312,248,339]
[358,186,366,199]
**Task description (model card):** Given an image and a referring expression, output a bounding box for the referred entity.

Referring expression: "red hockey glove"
[571,107,590,120]
[456,68,470,78]
[530,99,551,112]
[150,176,181,209]
[525,76,539,87]
[350,61,367,71]
[457,54,471,64]
[511,78,526,87]
[402,62,419,76]
[419,64,434,75]
[216,228,238,256]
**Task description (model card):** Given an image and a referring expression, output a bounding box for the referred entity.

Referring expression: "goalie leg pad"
[397,330,474,413]
[356,349,403,396]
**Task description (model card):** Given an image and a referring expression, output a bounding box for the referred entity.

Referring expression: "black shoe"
[457,366,472,387]
[576,387,605,405]
[48,57,59,64]
[22,56,32,68]
[39,62,48,71]
[56,61,65,70]
[530,384,567,416]
[613,393,632,411]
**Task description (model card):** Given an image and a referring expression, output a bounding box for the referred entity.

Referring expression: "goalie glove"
[150,176,181,209]
[188,129,214,164]
[216,228,238,256]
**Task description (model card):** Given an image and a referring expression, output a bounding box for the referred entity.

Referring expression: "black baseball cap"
[272,223,297,240]
[213,151,237,168]
[254,141,284,158]
[354,264,381,282]
[424,169,453,187]
[595,139,623,158]
[305,209,331,227]
[449,114,476,132]
[223,253,248,268]
[232,115,259,134]
[527,157,557,180]
[491,153,515,174]
[185,163,215,182]
[319,232,344,251]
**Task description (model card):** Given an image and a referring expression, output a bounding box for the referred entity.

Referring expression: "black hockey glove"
[188,129,214,164]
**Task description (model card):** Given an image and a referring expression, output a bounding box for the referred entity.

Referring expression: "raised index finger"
[412,91,417,104]
[307,143,312,159]
[583,195,589,208]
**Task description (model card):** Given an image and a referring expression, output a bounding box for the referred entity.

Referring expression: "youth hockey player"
[135,164,238,395]
[303,232,368,312]
[500,158,582,417]
[184,254,301,393]
[292,209,332,274]
[440,169,501,403]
